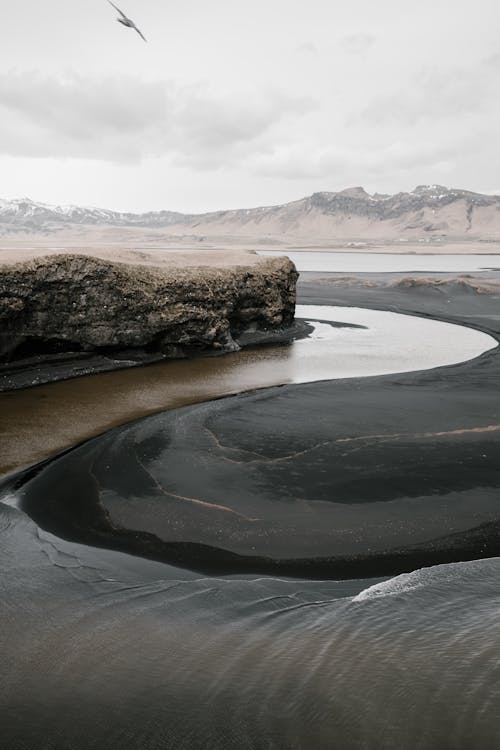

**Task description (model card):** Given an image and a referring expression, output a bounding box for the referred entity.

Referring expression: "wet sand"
[1,302,493,475]
[0,337,310,474]
[2,271,500,749]
[2,271,500,578]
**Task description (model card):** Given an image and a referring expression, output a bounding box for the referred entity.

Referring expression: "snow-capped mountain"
[1,186,500,241]
[0,198,189,230]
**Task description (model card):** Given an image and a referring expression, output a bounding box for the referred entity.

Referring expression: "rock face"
[0,254,297,363]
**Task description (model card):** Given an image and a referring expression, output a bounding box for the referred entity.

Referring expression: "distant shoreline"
[2,241,500,258]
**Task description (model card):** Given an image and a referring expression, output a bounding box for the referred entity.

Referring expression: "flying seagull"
[108,1,147,42]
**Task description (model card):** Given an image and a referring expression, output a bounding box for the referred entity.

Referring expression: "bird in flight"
[108,1,147,42]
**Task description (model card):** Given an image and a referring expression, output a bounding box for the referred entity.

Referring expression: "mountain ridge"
[2,185,500,243]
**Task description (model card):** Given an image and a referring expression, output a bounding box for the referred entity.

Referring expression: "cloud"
[250,137,457,182]
[357,57,499,125]
[297,53,499,191]
[171,86,312,168]
[2,49,498,201]
[484,53,500,68]
[0,71,313,168]
[296,42,319,56]
[0,72,170,161]
[340,33,376,54]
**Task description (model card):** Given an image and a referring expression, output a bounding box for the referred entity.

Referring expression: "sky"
[1,0,500,212]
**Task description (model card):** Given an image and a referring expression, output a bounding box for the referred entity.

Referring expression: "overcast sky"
[1,0,499,212]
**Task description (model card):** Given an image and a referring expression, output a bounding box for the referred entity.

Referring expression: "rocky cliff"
[0,253,297,368]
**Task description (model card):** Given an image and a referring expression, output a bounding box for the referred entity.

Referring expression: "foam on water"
[354,554,500,598]
[352,564,463,601]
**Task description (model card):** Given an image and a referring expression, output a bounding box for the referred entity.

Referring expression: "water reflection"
[0,305,495,474]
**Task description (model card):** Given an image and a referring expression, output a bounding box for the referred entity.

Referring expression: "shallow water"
[260,250,500,273]
[1,497,500,749]
[2,291,500,748]
[294,305,496,379]
[1,305,495,474]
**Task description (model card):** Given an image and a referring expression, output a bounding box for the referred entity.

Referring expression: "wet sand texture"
[2,273,500,748]
[4,273,500,579]
[3,299,494,474]
[2,496,500,749]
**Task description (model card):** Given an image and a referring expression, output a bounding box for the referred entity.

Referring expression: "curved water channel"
[2,289,500,748]
[0,304,496,475]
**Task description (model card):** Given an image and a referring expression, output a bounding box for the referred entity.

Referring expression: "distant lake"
[258,251,500,273]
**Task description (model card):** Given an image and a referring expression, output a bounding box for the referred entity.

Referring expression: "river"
[0,305,494,474]
[1,262,500,749]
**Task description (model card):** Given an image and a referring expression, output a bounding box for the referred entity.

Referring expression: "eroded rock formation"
[0,253,297,363]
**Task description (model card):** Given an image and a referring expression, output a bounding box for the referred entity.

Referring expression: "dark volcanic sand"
[0,320,318,474]
[3,271,500,579]
[2,271,500,749]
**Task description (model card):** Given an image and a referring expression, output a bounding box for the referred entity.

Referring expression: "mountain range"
[1,185,500,247]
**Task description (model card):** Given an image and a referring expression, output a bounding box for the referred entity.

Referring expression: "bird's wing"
[108,0,128,20]
[132,23,147,42]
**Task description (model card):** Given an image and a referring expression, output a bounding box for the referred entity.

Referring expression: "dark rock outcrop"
[0,254,297,365]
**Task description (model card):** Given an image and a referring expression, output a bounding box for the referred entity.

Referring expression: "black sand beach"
[1,269,500,748]
[4,270,499,578]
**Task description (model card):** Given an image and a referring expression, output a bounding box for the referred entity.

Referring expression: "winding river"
[1,274,500,748]
[0,305,495,474]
